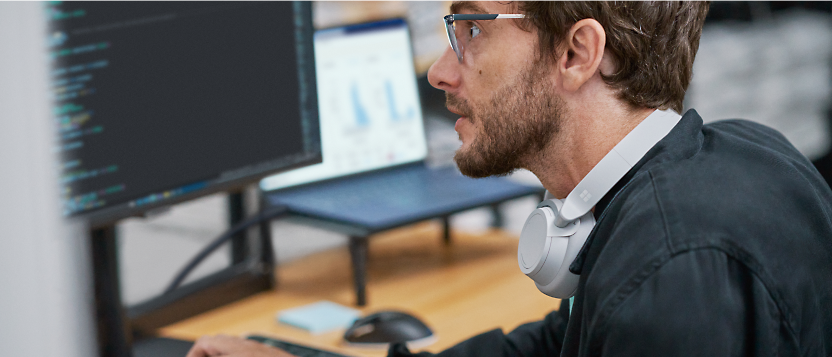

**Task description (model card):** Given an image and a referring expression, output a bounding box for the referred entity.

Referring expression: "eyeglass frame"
[443,13,526,63]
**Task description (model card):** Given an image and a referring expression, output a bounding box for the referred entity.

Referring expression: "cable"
[163,204,290,295]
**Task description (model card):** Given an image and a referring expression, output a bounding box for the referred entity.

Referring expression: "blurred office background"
[116,1,832,308]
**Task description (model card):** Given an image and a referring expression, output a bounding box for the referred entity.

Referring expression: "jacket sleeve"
[388,299,569,357]
[595,249,779,356]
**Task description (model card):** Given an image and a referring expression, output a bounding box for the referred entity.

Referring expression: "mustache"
[445,93,474,118]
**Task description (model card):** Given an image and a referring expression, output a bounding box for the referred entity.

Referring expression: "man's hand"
[186,334,297,357]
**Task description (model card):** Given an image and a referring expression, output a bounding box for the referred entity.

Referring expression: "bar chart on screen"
[315,20,425,170]
[260,19,428,192]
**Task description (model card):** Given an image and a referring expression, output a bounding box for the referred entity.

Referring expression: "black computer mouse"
[343,310,435,348]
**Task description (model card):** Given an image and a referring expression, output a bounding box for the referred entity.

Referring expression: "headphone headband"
[555,109,682,227]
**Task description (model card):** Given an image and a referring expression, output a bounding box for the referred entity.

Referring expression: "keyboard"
[247,335,353,357]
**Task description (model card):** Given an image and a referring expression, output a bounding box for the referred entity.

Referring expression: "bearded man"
[188,2,832,356]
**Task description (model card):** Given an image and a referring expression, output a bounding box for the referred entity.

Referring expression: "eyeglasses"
[443,13,526,63]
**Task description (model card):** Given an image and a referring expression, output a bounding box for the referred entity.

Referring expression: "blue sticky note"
[277,301,361,334]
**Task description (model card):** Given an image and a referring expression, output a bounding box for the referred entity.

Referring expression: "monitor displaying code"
[48,2,321,224]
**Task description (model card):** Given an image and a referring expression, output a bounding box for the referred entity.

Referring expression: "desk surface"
[159,222,560,356]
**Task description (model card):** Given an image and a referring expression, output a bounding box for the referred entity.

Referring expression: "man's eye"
[470,23,481,39]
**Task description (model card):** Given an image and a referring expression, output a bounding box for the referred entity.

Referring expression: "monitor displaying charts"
[260,19,427,192]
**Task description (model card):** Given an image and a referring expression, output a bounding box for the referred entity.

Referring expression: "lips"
[445,93,473,120]
[447,107,467,117]
[455,117,467,132]
[450,105,472,134]
[445,94,474,131]
[448,107,473,122]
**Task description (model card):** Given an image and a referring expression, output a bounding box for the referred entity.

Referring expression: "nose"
[427,46,461,92]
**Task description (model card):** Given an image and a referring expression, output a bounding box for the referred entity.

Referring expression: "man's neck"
[524,101,655,199]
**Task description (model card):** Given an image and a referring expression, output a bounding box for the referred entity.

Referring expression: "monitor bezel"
[85,157,322,229]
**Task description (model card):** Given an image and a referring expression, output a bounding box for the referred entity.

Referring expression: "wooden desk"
[159,222,560,356]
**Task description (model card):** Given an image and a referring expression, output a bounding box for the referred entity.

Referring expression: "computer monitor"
[48,3,322,353]
[260,18,427,192]
[49,2,321,227]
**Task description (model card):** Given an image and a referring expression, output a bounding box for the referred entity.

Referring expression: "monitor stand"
[89,190,276,357]
[91,224,132,357]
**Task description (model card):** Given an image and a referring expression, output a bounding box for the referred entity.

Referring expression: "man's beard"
[450,62,563,178]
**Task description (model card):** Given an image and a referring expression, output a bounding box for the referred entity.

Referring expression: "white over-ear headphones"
[519,109,682,298]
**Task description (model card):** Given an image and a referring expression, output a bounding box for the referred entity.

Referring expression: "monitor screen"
[260,19,427,192]
[49,2,321,226]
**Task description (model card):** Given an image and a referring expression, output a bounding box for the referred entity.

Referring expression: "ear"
[557,19,606,92]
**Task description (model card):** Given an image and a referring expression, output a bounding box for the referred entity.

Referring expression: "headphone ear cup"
[519,198,595,299]
[534,210,594,298]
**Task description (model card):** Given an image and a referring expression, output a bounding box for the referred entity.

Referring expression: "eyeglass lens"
[445,19,478,62]
[444,18,462,61]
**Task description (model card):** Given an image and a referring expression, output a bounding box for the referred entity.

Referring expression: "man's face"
[428,1,563,178]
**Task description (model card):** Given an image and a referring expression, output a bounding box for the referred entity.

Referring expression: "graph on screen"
[261,19,427,191]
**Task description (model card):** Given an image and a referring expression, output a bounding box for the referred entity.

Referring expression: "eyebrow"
[450,1,487,14]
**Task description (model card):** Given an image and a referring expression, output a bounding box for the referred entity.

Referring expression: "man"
[189,2,832,356]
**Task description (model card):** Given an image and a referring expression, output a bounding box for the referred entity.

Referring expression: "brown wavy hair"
[516,1,710,113]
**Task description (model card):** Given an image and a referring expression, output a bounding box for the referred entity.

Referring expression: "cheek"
[466,69,500,107]
[470,55,516,96]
